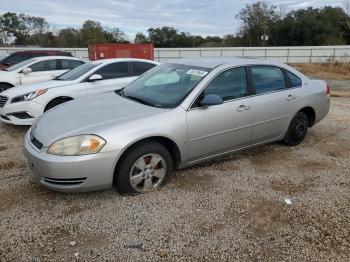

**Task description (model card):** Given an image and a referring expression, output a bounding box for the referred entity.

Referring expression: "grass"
[292,63,350,80]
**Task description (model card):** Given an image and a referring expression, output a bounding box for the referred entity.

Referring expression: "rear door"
[20,59,61,85]
[186,67,252,161]
[247,65,298,145]
[86,62,136,95]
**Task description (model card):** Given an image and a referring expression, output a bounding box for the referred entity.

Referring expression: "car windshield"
[4,59,35,71]
[55,62,99,81]
[121,63,210,108]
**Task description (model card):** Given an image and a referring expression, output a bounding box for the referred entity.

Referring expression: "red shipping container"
[88,44,154,61]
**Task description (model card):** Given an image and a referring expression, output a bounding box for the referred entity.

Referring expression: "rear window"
[61,59,84,70]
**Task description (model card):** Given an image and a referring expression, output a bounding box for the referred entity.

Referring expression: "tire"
[284,112,308,146]
[0,83,14,93]
[114,141,173,194]
[44,98,72,112]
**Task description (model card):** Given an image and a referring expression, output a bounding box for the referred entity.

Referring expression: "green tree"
[134,32,149,43]
[0,12,48,45]
[80,20,106,46]
[105,27,130,43]
[237,1,280,46]
[57,28,82,47]
[275,7,349,46]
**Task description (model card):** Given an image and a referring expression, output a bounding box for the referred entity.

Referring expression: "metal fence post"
[287,48,290,64]
[309,49,313,63]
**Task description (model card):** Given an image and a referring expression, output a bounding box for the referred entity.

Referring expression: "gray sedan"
[23,58,330,194]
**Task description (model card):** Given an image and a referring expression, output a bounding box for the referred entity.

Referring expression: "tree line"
[1,1,350,48]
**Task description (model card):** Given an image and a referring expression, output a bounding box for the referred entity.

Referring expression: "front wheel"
[114,141,173,194]
[284,112,308,146]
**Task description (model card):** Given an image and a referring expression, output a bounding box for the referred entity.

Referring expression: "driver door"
[186,67,252,161]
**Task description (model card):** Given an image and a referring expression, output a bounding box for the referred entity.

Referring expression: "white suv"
[0,58,159,125]
[0,56,85,92]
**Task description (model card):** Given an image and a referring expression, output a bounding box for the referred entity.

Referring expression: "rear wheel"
[284,112,308,146]
[114,141,173,194]
[0,83,14,93]
[44,97,72,112]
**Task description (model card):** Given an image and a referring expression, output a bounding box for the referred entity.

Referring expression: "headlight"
[11,89,47,103]
[47,135,106,156]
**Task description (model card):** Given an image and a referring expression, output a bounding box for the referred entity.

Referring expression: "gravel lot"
[0,97,349,261]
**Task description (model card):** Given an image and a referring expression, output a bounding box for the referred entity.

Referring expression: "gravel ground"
[0,97,349,262]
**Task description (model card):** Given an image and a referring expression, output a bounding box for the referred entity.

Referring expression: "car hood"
[1,80,76,97]
[31,92,167,147]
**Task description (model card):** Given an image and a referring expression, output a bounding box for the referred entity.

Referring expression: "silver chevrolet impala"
[23,58,330,194]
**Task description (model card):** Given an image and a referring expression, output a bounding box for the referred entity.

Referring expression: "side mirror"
[199,94,223,107]
[22,68,32,74]
[88,74,103,82]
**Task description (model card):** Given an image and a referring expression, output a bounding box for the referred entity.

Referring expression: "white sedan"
[0,56,85,92]
[0,58,159,125]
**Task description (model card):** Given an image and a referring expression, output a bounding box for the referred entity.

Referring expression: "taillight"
[326,83,331,96]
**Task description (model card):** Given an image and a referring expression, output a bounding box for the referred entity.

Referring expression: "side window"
[251,66,286,94]
[132,62,156,76]
[3,53,32,64]
[30,60,58,72]
[94,62,129,80]
[61,59,84,70]
[203,67,248,101]
[286,70,302,88]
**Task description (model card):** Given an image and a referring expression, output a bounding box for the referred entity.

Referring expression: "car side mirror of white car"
[200,94,223,107]
[88,74,103,82]
[22,67,32,74]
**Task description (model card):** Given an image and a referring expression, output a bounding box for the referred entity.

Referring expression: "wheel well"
[44,96,73,112]
[115,136,182,173]
[299,107,316,127]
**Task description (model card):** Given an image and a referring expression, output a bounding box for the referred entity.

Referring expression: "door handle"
[237,105,251,112]
[285,94,296,100]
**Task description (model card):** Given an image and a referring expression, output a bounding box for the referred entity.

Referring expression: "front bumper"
[23,132,121,192]
[0,99,43,125]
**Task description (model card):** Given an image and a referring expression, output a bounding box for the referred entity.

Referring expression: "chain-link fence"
[1,46,350,63]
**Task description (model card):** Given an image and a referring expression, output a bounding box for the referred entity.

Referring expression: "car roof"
[31,56,82,61]
[171,57,284,69]
[90,58,159,65]
[15,50,70,53]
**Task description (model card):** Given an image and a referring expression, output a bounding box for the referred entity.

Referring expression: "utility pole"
[261,21,269,47]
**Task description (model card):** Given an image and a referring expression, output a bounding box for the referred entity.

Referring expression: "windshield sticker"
[186,69,208,77]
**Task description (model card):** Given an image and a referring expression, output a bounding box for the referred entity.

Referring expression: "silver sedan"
[23,57,330,194]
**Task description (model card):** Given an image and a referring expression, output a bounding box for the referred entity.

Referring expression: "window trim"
[189,66,251,110]
[188,64,304,111]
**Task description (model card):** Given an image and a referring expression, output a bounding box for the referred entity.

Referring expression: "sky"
[0,0,347,38]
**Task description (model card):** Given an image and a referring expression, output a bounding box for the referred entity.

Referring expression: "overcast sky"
[0,0,346,37]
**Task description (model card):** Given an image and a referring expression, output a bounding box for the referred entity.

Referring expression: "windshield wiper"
[125,95,155,107]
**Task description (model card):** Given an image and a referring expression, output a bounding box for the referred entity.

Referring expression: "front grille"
[43,177,87,186]
[10,112,33,119]
[0,115,10,121]
[30,136,43,150]
[0,95,8,108]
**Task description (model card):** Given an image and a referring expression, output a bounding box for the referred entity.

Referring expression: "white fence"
[1,46,350,63]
